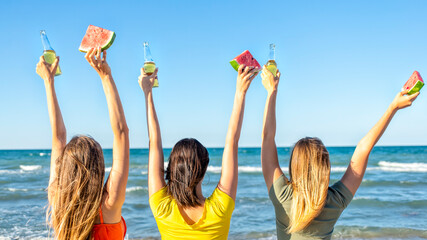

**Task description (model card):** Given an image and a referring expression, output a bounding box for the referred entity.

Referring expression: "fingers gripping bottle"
[266,43,277,77]
[40,30,62,76]
[143,42,158,87]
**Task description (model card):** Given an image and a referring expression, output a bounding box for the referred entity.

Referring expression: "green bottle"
[143,42,158,87]
[40,30,61,76]
[266,43,277,77]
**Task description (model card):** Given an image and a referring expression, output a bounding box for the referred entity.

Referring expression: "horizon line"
[2,144,427,151]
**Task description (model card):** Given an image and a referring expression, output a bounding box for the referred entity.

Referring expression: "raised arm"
[138,68,165,197]
[260,66,284,191]
[341,90,419,195]
[218,65,258,200]
[36,56,66,202]
[85,48,129,211]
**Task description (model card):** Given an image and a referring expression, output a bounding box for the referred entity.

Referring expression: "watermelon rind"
[407,80,424,95]
[230,59,240,71]
[78,32,116,53]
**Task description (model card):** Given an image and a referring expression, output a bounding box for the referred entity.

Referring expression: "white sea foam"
[206,166,346,173]
[105,167,112,172]
[39,152,49,156]
[126,186,146,192]
[6,188,29,192]
[0,170,19,174]
[152,161,427,175]
[331,167,347,172]
[19,165,42,171]
[207,166,222,173]
[141,170,148,175]
[352,196,374,200]
[378,161,427,172]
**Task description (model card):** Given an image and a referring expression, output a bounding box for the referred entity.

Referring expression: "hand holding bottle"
[36,55,59,83]
[391,90,419,111]
[85,47,111,78]
[139,67,159,94]
[261,65,280,94]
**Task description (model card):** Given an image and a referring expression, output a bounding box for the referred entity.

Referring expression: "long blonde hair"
[47,136,105,240]
[288,137,330,233]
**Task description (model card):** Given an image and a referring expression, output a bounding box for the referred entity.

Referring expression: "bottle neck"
[269,44,275,60]
[143,42,154,62]
[40,30,54,51]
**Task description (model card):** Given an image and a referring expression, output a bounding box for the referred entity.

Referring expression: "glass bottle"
[40,30,61,76]
[143,42,158,87]
[266,43,277,77]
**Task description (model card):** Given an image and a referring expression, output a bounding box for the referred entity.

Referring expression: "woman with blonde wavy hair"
[260,66,419,239]
[36,47,129,240]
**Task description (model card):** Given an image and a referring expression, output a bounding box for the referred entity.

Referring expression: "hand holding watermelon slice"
[391,89,420,110]
[85,47,111,78]
[236,64,259,94]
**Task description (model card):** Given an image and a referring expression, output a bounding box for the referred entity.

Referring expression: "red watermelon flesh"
[230,50,261,72]
[403,71,424,95]
[79,25,116,52]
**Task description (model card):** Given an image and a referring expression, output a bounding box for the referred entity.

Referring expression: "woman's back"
[150,187,234,240]
[269,175,353,240]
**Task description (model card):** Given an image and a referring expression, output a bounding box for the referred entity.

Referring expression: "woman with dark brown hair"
[37,47,129,240]
[260,65,419,239]
[139,65,258,239]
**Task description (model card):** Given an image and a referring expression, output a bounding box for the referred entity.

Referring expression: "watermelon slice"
[230,50,261,72]
[403,71,424,95]
[79,25,116,52]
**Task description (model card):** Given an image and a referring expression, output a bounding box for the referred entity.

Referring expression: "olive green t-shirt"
[269,175,353,240]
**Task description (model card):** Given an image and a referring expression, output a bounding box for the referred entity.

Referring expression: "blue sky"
[1,0,427,149]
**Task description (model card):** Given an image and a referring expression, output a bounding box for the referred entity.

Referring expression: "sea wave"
[333,226,427,238]
[6,188,29,192]
[0,170,19,174]
[378,161,427,172]
[19,165,42,171]
[205,166,347,174]
[200,162,427,174]
[126,186,146,193]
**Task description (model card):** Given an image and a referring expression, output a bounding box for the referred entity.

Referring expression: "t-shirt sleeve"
[210,187,235,218]
[149,186,172,218]
[269,174,293,205]
[330,181,354,208]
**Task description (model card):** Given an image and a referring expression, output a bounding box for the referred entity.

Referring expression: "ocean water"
[0,146,426,240]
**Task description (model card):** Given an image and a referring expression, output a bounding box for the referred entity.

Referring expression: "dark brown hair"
[47,135,105,240]
[165,138,209,207]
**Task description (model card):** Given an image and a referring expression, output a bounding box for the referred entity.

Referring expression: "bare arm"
[341,90,419,195]
[85,48,129,212]
[139,68,165,197]
[260,66,284,191]
[218,65,258,200]
[36,56,66,203]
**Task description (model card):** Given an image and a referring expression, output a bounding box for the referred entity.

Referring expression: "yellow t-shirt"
[149,186,235,240]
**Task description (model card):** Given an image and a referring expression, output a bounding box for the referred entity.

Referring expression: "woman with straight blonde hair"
[260,66,419,239]
[37,47,129,240]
